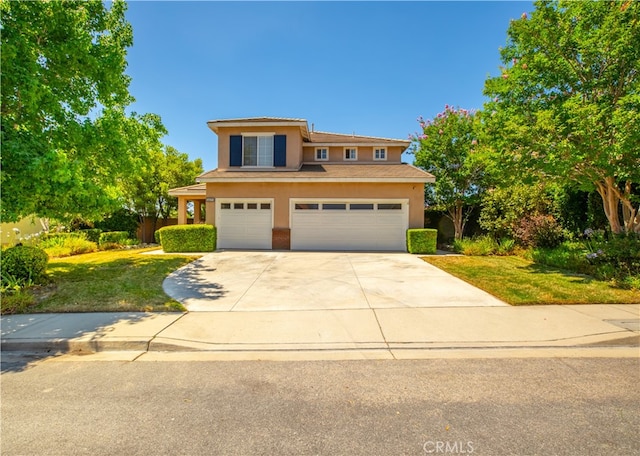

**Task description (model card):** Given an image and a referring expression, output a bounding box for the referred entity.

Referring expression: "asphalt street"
[1,355,639,456]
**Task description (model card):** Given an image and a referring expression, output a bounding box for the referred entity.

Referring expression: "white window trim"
[373,147,387,161]
[242,133,275,168]
[315,147,329,161]
[343,147,358,161]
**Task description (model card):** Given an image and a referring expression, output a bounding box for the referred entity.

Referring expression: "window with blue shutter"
[274,135,286,167]
[230,135,242,166]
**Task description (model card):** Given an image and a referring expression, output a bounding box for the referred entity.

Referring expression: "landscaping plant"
[0,245,48,285]
[407,229,438,254]
[158,225,216,253]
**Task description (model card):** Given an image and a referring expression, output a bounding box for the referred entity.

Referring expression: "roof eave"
[207,119,310,140]
[304,141,410,148]
[196,177,435,184]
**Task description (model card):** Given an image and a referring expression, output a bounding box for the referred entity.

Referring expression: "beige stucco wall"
[302,145,404,163]
[205,182,425,229]
[216,126,304,170]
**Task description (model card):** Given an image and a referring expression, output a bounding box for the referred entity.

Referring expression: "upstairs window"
[344,147,357,161]
[230,134,286,167]
[374,147,387,161]
[243,135,273,167]
[315,147,328,161]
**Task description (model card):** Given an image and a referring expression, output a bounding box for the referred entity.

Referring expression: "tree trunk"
[448,201,466,240]
[595,177,640,234]
[138,213,147,244]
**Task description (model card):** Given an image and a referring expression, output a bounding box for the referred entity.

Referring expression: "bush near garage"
[158,225,216,253]
[407,229,438,254]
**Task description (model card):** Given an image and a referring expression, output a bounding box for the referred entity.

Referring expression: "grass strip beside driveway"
[423,255,640,305]
[31,249,198,313]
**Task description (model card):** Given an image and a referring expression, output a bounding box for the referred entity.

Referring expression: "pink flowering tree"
[409,106,486,240]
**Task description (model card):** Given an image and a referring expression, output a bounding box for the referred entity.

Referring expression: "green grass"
[25,248,198,313]
[423,255,640,305]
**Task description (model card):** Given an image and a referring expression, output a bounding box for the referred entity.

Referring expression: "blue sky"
[124,1,533,172]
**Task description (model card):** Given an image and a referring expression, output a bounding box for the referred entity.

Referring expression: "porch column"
[205,198,215,226]
[193,200,202,224]
[178,197,188,225]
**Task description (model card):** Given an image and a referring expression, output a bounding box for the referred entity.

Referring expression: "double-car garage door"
[216,199,408,251]
[290,200,408,251]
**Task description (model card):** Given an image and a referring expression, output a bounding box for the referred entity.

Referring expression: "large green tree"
[1,0,150,222]
[410,106,486,240]
[483,0,640,234]
[125,145,203,242]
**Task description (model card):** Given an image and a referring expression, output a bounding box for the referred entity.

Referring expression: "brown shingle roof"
[307,131,410,146]
[167,183,206,196]
[197,164,434,183]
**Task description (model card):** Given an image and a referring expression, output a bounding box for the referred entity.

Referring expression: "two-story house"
[168,117,435,251]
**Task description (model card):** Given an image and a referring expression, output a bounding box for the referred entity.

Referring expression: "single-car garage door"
[216,199,273,249]
[290,199,408,251]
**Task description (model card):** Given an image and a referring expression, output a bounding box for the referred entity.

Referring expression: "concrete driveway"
[163,251,506,311]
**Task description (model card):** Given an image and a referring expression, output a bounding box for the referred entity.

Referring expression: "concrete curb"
[0,337,152,354]
[3,331,637,356]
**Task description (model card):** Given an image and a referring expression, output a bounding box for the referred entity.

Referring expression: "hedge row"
[157,225,216,253]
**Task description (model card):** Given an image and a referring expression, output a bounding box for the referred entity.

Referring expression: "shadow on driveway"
[163,260,227,302]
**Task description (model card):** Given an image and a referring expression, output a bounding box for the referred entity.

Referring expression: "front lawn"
[24,248,197,313]
[423,255,640,305]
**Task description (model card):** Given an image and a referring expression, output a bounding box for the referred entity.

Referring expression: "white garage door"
[216,200,273,249]
[290,200,408,251]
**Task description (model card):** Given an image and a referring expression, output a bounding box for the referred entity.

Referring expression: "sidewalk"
[2,304,638,360]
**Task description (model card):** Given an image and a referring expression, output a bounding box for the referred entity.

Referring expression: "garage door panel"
[291,200,407,251]
[217,200,272,249]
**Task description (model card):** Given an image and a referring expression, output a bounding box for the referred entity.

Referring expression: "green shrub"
[99,231,130,246]
[41,232,85,242]
[407,229,438,254]
[1,245,49,284]
[495,238,517,256]
[530,242,592,273]
[154,229,162,244]
[79,228,102,243]
[584,233,640,287]
[480,184,553,239]
[528,234,640,289]
[514,214,564,248]
[94,208,139,238]
[159,225,216,253]
[453,235,499,256]
[38,233,97,257]
[1,288,36,314]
